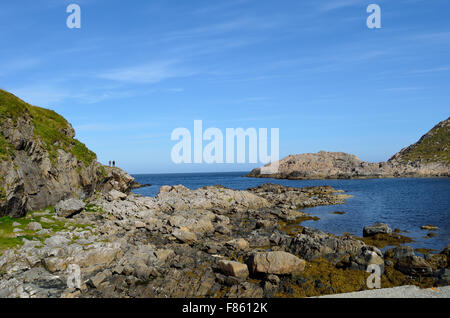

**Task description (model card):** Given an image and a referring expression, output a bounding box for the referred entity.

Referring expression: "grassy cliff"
[0,89,96,166]
[389,117,450,164]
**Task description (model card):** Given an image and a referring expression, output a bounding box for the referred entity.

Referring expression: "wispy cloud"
[318,0,365,12]
[8,84,71,106]
[0,57,42,77]
[408,66,450,74]
[97,60,194,84]
[409,32,450,42]
[382,87,425,92]
[163,17,280,42]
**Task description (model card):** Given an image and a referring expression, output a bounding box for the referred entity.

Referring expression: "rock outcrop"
[0,90,134,217]
[248,117,450,179]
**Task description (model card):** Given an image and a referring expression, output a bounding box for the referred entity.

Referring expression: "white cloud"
[97,60,194,84]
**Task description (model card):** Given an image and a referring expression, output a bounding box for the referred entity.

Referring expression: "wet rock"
[420,225,438,231]
[348,247,384,272]
[395,256,433,276]
[287,227,366,262]
[363,223,392,237]
[248,251,306,275]
[384,246,415,260]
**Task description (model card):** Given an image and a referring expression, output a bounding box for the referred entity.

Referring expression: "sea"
[132,172,450,252]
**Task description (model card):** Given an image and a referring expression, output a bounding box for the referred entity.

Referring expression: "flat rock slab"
[315,285,450,298]
[249,251,306,275]
[55,198,85,218]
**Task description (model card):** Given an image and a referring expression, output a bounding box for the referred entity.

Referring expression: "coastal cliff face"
[0,90,134,217]
[248,117,450,180]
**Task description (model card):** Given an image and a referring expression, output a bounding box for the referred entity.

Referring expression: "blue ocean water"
[132,172,450,252]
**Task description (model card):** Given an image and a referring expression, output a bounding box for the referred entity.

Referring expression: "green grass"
[394,118,450,164]
[0,89,97,166]
[0,89,29,121]
[85,204,103,213]
[0,207,93,253]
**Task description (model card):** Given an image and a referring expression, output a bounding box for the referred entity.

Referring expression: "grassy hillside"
[391,117,450,164]
[0,89,96,166]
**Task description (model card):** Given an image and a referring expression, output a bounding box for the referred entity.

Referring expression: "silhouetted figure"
[109,161,111,167]
[112,161,115,167]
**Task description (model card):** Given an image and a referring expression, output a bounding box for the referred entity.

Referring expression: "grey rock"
[44,235,70,247]
[248,251,306,275]
[172,228,197,244]
[385,246,415,260]
[363,223,392,237]
[26,222,43,231]
[55,198,86,218]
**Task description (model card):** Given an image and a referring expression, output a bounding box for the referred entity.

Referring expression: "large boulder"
[395,256,433,276]
[55,198,85,218]
[363,223,392,237]
[107,189,127,202]
[218,260,249,279]
[248,251,305,275]
[384,246,415,260]
[288,227,366,261]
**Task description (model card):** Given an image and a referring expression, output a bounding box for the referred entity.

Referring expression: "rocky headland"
[0,89,136,218]
[248,117,450,179]
[0,90,448,298]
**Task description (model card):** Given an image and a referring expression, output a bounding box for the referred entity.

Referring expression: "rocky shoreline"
[0,182,448,298]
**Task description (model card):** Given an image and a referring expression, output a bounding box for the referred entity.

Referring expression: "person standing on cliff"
[113,161,115,167]
[109,160,111,167]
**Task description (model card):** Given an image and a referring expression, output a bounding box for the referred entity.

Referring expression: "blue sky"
[1,0,449,173]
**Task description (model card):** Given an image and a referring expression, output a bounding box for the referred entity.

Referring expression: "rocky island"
[248,117,450,179]
[0,90,448,298]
